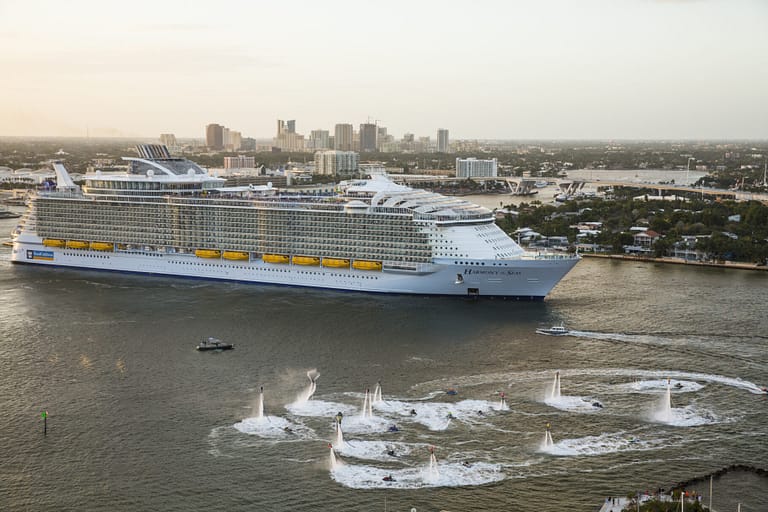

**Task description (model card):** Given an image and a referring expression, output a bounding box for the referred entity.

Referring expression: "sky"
[1,0,766,140]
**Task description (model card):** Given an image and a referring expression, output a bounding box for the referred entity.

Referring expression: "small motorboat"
[196,337,234,351]
[535,325,569,336]
[445,388,458,396]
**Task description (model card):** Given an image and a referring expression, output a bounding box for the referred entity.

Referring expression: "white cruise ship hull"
[11,239,578,299]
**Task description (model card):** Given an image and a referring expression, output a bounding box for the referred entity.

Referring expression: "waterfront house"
[633,230,661,248]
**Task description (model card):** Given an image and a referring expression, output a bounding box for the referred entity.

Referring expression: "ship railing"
[519,251,580,260]
[38,190,90,199]
[412,212,493,223]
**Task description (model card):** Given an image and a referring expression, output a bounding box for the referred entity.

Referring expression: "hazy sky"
[1,0,766,139]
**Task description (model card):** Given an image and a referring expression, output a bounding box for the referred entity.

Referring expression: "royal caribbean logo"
[27,250,54,261]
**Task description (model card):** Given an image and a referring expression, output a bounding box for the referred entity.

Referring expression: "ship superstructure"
[11,145,578,298]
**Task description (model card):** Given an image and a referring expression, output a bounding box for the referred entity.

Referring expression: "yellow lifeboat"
[195,249,221,259]
[223,251,249,261]
[43,239,65,248]
[353,260,383,271]
[66,240,89,249]
[292,255,320,266]
[322,258,350,268]
[263,254,290,264]
[90,242,114,251]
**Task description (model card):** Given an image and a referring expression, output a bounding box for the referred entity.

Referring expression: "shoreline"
[580,253,768,271]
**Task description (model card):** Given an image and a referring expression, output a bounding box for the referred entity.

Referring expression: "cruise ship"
[11,145,579,299]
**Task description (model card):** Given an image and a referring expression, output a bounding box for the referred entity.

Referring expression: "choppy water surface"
[0,223,766,511]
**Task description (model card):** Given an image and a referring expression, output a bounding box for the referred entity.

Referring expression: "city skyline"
[1,0,767,140]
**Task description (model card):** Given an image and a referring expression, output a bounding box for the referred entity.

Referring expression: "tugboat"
[196,337,234,351]
[535,324,569,336]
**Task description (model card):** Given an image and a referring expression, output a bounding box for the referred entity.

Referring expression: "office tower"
[229,131,242,151]
[309,130,330,150]
[206,124,224,150]
[222,127,230,149]
[437,129,449,153]
[334,123,354,151]
[359,123,377,152]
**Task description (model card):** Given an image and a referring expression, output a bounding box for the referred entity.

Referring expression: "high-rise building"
[228,131,242,151]
[275,119,305,151]
[437,129,449,153]
[455,157,498,178]
[159,133,177,149]
[416,136,432,153]
[309,130,330,150]
[359,123,377,152]
[206,124,224,150]
[222,127,230,149]
[241,137,257,151]
[334,124,353,151]
[277,119,296,135]
[314,150,359,176]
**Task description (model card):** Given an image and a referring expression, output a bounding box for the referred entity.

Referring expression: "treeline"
[497,193,768,264]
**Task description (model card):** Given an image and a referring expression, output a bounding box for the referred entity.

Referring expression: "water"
[1,217,767,511]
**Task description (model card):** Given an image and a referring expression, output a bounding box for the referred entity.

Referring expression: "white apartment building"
[455,157,498,178]
[314,150,359,176]
[223,156,256,169]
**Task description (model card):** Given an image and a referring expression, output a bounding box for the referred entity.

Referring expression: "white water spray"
[359,388,374,418]
[373,381,382,404]
[367,389,374,417]
[296,370,320,404]
[334,421,344,448]
[359,389,370,419]
[328,443,339,470]
[255,386,264,420]
[654,377,673,423]
[542,422,554,449]
[498,392,509,411]
[550,371,562,399]
[427,446,440,479]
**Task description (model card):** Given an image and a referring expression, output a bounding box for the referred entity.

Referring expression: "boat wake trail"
[539,431,664,457]
[568,330,762,367]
